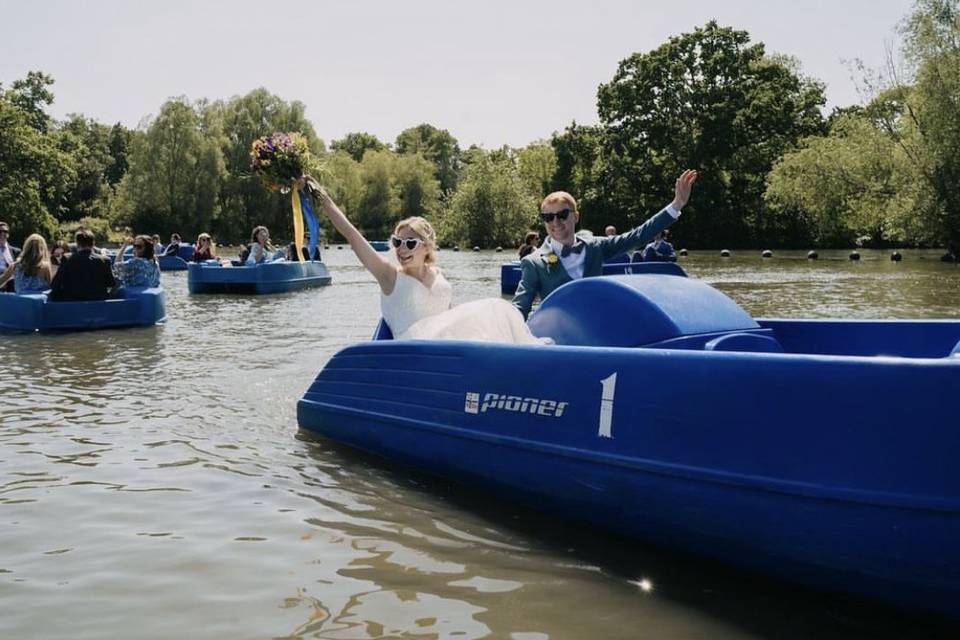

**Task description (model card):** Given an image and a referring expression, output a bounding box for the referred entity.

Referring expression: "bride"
[315,188,545,344]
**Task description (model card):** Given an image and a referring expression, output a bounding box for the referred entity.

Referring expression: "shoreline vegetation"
[2,2,959,255]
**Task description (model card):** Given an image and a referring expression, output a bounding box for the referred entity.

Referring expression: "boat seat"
[528,274,764,348]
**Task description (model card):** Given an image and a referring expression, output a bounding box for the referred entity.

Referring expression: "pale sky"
[1,0,913,148]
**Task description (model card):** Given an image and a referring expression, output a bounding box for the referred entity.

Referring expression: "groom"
[512,170,698,319]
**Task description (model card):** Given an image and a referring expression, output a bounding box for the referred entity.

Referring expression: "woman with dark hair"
[245,226,281,264]
[518,231,540,258]
[113,234,160,287]
[50,240,70,269]
[0,233,53,293]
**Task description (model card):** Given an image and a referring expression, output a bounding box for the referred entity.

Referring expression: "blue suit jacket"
[512,208,677,318]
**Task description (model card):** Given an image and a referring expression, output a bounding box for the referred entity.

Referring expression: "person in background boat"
[641,229,677,262]
[49,228,116,301]
[50,240,70,269]
[604,225,617,237]
[313,184,545,344]
[512,169,698,319]
[192,233,220,262]
[245,226,283,264]
[113,235,160,288]
[286,230,322,262]
[518,231,540,259]
[163,233,182,257]
[0,221,21,292]
[151,234,163,255]
[0,233,53,294]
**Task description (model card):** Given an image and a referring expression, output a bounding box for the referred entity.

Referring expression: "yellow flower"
[546,254,558,265]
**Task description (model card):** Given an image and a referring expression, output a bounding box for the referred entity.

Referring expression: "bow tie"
[560,242,585,258]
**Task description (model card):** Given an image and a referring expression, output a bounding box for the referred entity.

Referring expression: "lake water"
[1,248,958,639]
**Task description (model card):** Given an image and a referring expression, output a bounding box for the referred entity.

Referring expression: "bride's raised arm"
[315,188,397,293]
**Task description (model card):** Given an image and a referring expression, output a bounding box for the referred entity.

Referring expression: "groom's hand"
[670,169,698,211]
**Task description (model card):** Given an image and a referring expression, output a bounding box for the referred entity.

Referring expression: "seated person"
[163,233,182,257]
[286,231,322,261]
[113,234,161,288]
[641,230,677,262]
[50,240,70,267]
[0,233,54,293]
[192,233,219,262]
[49,228,116,301]
[237,243,250,264]
[518,231,540,259]
[245,226,283,264]
[151,234,163,255]
[0,221,21,292]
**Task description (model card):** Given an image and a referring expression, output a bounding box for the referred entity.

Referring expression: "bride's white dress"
[381,271,546,344]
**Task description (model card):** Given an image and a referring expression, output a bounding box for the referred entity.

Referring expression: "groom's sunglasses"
[390,235,422,251]
[540,209,573,223]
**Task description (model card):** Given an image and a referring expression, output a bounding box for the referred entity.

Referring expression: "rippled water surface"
[2,248,958,639]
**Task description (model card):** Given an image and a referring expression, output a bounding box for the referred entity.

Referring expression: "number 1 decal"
[599,373,617,438]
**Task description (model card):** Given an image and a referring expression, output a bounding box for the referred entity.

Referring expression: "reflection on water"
[1,249,957,639]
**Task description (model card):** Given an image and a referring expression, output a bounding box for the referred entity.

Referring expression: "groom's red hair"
[541,191,578,213]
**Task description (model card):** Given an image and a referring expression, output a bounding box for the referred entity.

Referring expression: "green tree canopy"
[596,22,826,248]
[6,71,55,133]
[330,131,387,162]
[0,87,74,242]
[892,0,960,246]
[440,151,537,249]
[765,114,922,246]
[395,123,461,193]
[516,142,557,201]
[114,98,225,237]
[357,150,399,239]
[214,88,325,241]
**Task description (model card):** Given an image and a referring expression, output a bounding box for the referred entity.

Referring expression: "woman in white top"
[315,186,544,344]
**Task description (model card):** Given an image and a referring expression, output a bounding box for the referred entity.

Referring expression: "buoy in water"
[472,246,480,252]
[849,251,861,261]
[678,248,688,256]
[761,250,773,258]
[891,251,902,262]
[720,249,731,257]
[453,246,460,252]
[807,250,818,260]
[495,246,502,252]
[337,245,343,250]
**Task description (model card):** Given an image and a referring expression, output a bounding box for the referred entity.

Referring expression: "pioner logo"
[464,392,569,417]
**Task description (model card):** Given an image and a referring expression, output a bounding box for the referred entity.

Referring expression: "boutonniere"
[541,249,559,272]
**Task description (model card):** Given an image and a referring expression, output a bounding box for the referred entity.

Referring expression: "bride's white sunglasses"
[390,235,423,251]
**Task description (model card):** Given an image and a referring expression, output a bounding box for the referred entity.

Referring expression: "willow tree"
[114,98,224,237]
[882,0,960,248]
[214,88,324,241]
[765,115,921,246]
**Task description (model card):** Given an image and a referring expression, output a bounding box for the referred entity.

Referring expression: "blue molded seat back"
[528,274,760,347]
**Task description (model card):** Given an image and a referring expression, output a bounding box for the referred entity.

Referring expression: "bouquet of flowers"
[249,132,323,195]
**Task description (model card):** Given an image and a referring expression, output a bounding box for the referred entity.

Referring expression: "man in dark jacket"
[0,221,21,292]
[49,229,115,301]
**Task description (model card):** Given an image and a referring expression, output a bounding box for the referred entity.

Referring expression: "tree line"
[1,0,957,250]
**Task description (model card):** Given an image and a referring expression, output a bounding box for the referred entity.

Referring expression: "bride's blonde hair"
[393,217,438,264]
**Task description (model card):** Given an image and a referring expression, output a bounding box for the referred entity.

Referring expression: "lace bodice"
[380,270,452,338]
